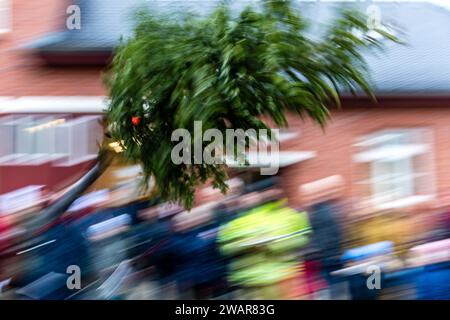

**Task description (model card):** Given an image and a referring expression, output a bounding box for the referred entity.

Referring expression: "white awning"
[227,151,316,168]
[0,96,107,114]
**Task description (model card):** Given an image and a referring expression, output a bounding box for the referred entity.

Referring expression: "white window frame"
[0,115,103,165]
[0,0,11,34]
[354,128,435,209]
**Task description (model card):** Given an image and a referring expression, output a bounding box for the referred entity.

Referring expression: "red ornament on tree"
[131,116,141,126]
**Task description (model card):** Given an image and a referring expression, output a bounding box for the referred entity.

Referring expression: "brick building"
[0,0,106,200]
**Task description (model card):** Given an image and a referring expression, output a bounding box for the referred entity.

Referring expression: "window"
[55,115,104,165]
[0,115,103,165]
[0,0,11,34]
[353,128,435,209]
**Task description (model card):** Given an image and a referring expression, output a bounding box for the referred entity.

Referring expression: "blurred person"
[200,177,244,226]
[11,189,131,299]
[407,239,450,300]
[170,200,231,299]
[218,188,312,299]
[0,215,13,284]
[300,176,346,299]
[128,202,174,261]
[7,206,94,300]
[301,251,329,299]
[131,203,186,299]
[426,190,450,241]
[0,215,12,254]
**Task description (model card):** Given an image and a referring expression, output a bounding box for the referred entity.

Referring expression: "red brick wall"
[0,0,105,96]
[0,160,95,194]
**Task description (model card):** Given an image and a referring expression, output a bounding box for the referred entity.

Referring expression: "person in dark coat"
[309,201,344,290]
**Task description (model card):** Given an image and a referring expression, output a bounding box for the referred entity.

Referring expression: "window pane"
[0,0,11,30]
[55,126,69,154]
[15,117,34,154]
[355,128,434,205]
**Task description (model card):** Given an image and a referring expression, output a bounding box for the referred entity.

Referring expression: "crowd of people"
[0,173,449,300]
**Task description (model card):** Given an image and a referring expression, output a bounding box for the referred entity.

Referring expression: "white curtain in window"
[372,157,414,203]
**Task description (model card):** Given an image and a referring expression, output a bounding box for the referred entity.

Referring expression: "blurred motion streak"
[0,0,450,300]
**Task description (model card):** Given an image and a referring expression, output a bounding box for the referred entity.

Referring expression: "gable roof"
[27,0,450,96]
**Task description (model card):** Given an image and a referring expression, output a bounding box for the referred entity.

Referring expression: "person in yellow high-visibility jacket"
[218,198,311,299]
